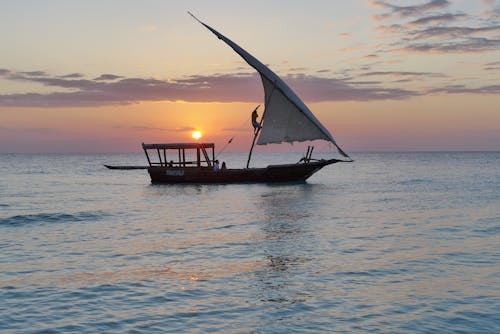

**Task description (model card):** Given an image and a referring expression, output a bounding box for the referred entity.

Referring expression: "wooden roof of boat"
[142,143,215,150]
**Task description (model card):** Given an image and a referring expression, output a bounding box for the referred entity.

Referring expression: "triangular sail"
[189,12,349,158]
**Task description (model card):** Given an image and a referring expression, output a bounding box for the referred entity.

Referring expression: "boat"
[137,13,351,184]
[142,142,344,184]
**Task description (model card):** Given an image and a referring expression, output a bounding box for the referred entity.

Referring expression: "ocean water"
[0,152,498,333]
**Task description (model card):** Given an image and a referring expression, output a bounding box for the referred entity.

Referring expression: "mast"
[246,104,263,169]
[246,81,276,168]
[246,127,261,169]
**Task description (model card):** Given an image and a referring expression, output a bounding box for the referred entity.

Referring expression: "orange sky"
[2,93,498,153]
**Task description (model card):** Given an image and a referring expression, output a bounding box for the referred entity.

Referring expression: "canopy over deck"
[142,142,216,168]
[142,143,215,150]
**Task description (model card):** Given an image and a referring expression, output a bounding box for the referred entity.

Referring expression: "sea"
[0,152,498,333]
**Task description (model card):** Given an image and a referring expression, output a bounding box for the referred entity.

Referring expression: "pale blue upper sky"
[1,1,374,78]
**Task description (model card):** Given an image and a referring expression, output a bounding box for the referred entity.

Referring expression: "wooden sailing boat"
[115,14,351,183]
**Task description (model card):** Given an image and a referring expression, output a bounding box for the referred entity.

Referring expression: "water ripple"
[0,211,108,227]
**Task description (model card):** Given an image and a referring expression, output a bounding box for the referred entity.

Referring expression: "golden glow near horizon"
[0,1,499,152]
[192,131,202,140]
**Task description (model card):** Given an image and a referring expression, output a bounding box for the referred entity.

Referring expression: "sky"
[1,0,499,153]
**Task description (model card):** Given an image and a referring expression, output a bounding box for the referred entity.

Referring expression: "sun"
[192,131,202,140]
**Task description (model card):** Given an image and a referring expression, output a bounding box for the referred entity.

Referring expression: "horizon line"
[1,150,499,154]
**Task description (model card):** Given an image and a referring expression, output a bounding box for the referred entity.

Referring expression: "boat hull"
[147,159,341,184]
[104,165,148,170]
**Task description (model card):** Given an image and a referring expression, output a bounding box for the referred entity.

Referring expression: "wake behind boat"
[106,14,351,183]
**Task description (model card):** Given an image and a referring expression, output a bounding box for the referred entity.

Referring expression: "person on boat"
[213,160,220,171]
[252,109,262,132]
[168,160,174,167]
[221,161,227,170]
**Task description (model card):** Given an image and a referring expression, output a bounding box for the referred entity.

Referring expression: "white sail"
[189,13,349,158]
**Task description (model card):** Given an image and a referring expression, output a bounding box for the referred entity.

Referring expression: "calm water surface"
[0,152,499,333]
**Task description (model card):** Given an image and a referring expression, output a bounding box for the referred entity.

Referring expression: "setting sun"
[192,131,202,140]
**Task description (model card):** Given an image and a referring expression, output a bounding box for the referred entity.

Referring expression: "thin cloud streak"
[0,126,60,133]
[59,73,84,79]
[364,71,446,78]
[113,125,196,132]
[408,13,467,26]
[483,60,500,70]
[21,71,48,77]
[94,74,124,81]
[408,25,500,40]
[397,38,500,53]
[428,84,500,94]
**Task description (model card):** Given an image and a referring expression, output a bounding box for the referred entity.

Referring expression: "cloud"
[20,70,48,77]
[94,74,124,81]
[0,126,59,133]
[221,127,251,132]
[1,67,498,108]
[372,0,450,20]
[282,74,420,101]
[0,70,261,106]
[113,125,196,132]
[337,32,351,37]
[397,37,500,53]
[129,126,169,131]
[0,69,424,107]
[371,0,500,55]
[483,60,500,70]
[286,67,308,72]
[408,13,467,26]
[408,25,500,40]
[494,7,500,17]
[59,73,84,79]
[133,126,195,132]
[428,84,500,94]
[173,126,197,132]
[364,71,446,78]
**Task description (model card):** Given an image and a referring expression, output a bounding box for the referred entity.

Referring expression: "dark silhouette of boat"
[141,142,344,184]
[106,14,352,183]
[104,165,148,170]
